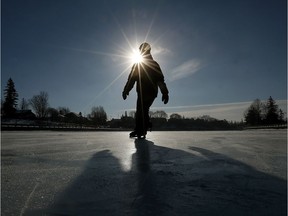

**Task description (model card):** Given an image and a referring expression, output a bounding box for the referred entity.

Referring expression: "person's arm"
[122,64,137,100]
[154,62,169,104]
[158,81,169,104]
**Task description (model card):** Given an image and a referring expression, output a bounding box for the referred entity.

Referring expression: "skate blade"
[129,134,146,139]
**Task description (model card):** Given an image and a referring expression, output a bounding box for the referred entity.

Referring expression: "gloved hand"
[122,91,128,100]
[162,94,169,104]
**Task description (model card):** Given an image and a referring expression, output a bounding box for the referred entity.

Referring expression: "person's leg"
[129,96,142,137]
[131,95,155,137]
[143,97,154,132]
[135,96,144,134]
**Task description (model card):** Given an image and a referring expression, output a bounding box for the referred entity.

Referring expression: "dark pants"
[135,94,155,134]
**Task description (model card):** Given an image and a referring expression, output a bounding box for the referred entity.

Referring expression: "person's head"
[139,42,151,55]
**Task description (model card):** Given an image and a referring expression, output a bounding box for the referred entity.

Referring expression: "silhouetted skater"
[122,42,169,138]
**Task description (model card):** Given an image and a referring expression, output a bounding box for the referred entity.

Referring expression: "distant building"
[64,112,82,123]
[15,110,36,119]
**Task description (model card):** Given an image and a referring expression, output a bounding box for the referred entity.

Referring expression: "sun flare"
[130,50,143,64]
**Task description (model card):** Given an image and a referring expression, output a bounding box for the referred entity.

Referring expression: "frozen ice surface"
[1,130,287,216]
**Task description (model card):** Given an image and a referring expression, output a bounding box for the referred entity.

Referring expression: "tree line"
[113,113,242,130]
[1,78,286,130]
[244,97,286,126]
[1,78,107,127]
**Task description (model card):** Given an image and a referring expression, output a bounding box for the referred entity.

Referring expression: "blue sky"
[2,0,287,121]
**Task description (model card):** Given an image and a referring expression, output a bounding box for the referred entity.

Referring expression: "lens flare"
[130,50,143,64]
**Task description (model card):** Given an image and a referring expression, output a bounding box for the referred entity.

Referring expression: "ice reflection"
[117,141,136,172]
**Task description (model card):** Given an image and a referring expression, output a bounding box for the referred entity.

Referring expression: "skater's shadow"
[32,139,286,216]
[133,139,151,172]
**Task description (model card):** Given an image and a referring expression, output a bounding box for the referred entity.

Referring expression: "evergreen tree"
[3,78,18,117]
[244,99,263,125]
[264,96,279,125]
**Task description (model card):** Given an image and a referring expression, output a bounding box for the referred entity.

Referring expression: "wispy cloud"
[169,102,250,121]
[153,101,251,110]
[151,100,287,121]
[169,59,205,81]
[153,45,172,56]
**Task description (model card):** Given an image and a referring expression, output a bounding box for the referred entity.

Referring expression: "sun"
[130,49,143,64]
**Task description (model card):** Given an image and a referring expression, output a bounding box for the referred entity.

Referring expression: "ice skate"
[129,131,138,138]
[129,131,146,139]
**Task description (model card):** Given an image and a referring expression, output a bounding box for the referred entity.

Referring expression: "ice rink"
[1,130,287,216]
